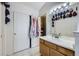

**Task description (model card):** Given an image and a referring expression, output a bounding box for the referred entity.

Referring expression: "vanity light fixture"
[50,2,78,27]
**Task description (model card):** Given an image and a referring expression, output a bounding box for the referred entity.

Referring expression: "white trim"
[0,3,2,56]
[0,3,4,56]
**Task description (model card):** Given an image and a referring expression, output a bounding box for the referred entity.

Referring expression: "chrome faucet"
[58,33,61,37]
[54,33,61,38]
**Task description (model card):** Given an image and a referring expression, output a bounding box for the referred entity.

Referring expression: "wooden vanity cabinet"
[57,46,74,56]
[44,41,56,50]
[49,48,64,56]
[40,38,75,56]
[40,39,49,56]
[40,43,49,56]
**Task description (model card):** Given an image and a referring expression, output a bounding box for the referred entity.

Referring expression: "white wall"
[3,2,39,55]
[54,18,78,37]
[54,3,78,37]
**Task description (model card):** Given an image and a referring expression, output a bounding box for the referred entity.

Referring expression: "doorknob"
[13,33,16,35]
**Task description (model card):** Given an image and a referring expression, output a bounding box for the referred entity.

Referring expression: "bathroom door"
[13,12,30,52]
[40,16,46,36]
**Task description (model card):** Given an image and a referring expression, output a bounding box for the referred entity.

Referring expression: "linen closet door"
[13,12,30,52]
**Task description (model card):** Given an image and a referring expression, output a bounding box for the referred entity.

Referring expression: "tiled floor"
[11,46,40,56]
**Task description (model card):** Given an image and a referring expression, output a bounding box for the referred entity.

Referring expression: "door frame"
[0,3,4,56]
[0,3,2,56]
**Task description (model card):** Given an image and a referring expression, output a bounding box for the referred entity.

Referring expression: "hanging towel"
[30,16,36,38]
[36,19,39,37]
[30,16,39,38]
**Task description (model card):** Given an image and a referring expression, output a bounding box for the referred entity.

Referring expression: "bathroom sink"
[41,35,75,44]
[40,35,75,50]
[59,36,75,44]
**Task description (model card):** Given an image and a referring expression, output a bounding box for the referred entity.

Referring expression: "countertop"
[40,35,75,51]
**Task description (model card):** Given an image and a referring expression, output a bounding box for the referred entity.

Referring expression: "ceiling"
[23,2,46,11]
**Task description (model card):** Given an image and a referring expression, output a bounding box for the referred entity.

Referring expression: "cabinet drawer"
[50,48,64,56]
[40,43,49,56]
[57,46,74,56]
[40,39,44,43]
[44,41,57,50]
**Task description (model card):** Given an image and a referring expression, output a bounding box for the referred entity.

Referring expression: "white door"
[0,3,2,55]
[13,12,30,52]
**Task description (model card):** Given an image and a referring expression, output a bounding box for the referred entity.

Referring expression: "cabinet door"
[50,49,64,56]
[44,40,56,50]
[40,43,49,56]
[57,46,74,56]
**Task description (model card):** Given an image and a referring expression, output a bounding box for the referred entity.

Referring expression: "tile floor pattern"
[11,46,40,56]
